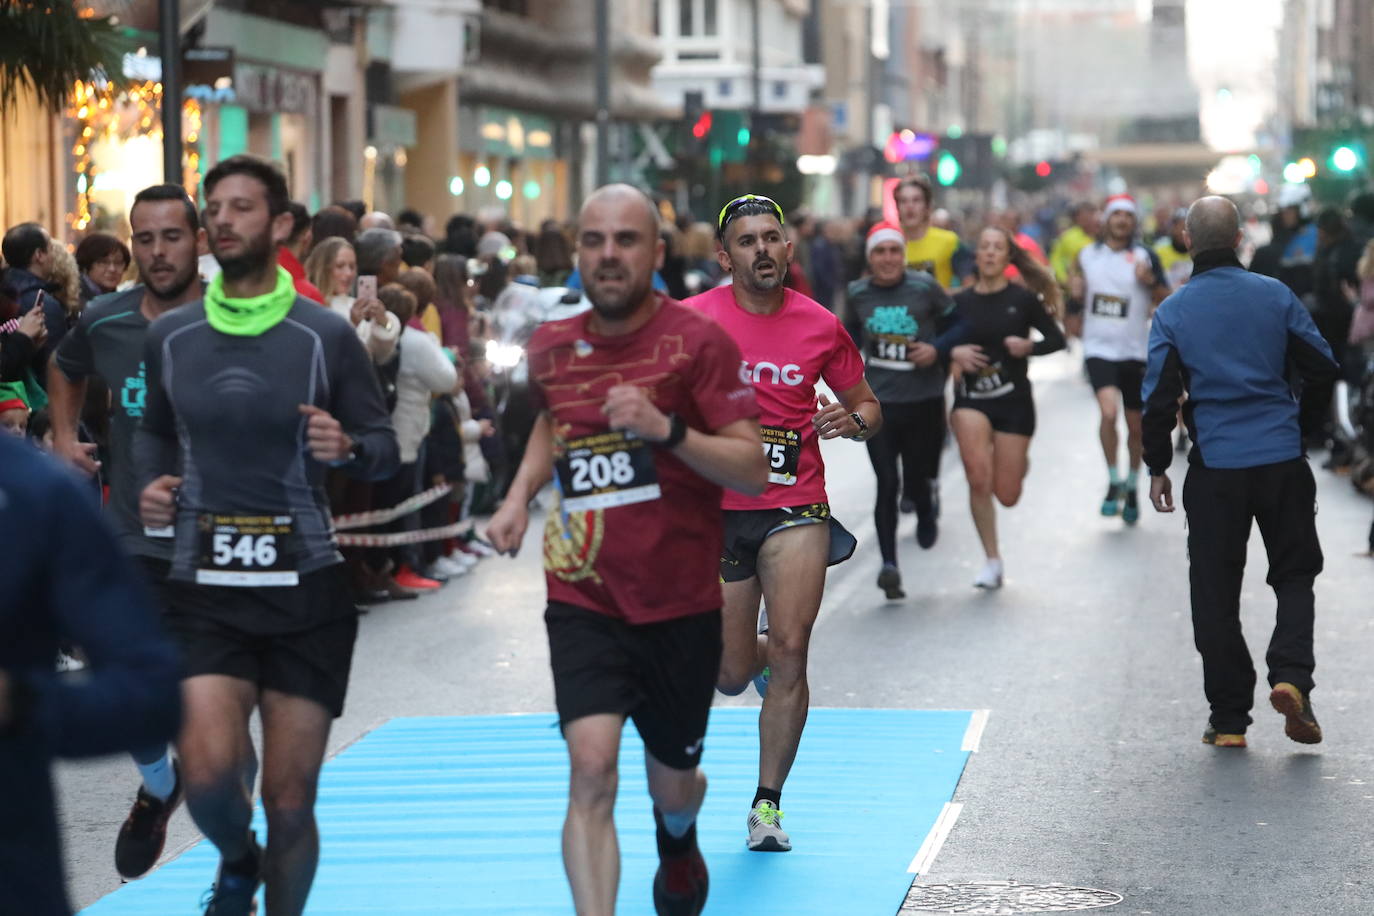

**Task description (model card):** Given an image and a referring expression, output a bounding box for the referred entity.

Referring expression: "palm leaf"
[0,1,134,114]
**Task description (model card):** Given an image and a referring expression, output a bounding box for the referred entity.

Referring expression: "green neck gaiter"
[204,265,296,336]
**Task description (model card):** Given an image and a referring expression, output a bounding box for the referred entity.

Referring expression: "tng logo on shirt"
[740,360,804,387]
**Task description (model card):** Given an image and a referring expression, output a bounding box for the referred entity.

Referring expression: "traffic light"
[691,111,712,140]
[935,150,961,187]
[1035,160,1052,178]
[1329,143,1364,173]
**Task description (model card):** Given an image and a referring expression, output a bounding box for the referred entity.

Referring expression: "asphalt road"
[59,348,1374,915]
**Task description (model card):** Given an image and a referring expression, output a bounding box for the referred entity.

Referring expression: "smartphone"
[357,275,377,301]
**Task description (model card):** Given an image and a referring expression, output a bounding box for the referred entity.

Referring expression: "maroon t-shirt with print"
[527,295,759,624]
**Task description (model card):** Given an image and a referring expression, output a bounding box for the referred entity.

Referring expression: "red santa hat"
[1103,194,1138,218]
[0,397,28,413]
[866,222,906,257]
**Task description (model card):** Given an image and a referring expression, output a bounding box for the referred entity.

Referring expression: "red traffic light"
[692,112,713,140]
[1035,160,1052,178]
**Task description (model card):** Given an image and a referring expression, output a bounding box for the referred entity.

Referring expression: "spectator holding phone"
[306,236,400,366]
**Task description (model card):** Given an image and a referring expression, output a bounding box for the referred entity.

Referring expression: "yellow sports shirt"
[904,227,963,289]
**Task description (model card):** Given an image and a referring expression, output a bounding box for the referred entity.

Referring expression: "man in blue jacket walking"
[1143,196,1339,750]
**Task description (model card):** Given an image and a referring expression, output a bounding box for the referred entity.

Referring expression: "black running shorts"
[161,564,359,717]
[720,503,857,583]
[952,393,1037,437]
[545,601,721,771]
[1085,358,1146,410]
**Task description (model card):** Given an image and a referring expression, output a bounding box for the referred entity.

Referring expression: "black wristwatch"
[847,412,869,441]
[660,413,688,449]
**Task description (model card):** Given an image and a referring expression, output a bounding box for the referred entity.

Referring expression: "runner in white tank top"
[1066,195,1170,525]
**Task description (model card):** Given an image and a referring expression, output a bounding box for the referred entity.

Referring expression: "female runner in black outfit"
[949,226,1066,589]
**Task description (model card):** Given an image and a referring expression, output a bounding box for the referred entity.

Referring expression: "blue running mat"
[81,708,973,915]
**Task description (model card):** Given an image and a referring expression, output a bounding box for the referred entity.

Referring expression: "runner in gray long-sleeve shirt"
[134,155,398,916]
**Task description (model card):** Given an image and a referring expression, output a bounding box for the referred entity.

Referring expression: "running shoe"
[1100,482,1122,517]
[746,800,790,852]
[877,564,905,599]
[1269,682,1322,744]
[652,811,709,916]
[1202,727,1247,748]
[973,558,1003,590]
[115,761,183,878]
[1122,488,1140,525]
[201,833,263,916]
[462,536,500,558]
[394,567,442,590]
[916,513,939,549]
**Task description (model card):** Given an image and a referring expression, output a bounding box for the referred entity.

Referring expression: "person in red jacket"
[278,202,325,303]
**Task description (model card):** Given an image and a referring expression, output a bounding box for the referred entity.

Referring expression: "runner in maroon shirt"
[487,184,766,916]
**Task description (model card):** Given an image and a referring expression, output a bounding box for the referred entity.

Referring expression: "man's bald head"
[579,183,661,236]
[577,183,664,322]
[1185,196,1241,254]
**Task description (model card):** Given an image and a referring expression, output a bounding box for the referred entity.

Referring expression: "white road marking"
[908,801,963,874]
[962,709,990,752]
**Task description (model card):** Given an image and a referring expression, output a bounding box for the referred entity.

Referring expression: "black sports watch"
[660,413,688,449]
[847,411,869,441]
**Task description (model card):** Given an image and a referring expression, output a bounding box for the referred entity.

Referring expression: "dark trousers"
[1183,459,1323,733]
[865,397,945,566]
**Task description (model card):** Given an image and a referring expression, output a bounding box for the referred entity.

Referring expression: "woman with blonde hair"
[949,225,1066,589]
[46,238,82,321]
[304,235,400,364]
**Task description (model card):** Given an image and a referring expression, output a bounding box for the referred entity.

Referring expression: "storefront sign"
[370,104,417,148]
[184,47,235,104]
[476,106,555,160]
[233,63,315,115]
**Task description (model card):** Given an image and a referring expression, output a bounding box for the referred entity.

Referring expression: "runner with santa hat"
[1066,194,1171,524]
[846,222,969,598]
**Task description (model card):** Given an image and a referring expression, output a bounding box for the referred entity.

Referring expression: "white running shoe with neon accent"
[746,800,790,852]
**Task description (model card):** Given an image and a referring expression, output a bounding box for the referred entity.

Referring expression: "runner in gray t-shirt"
[846,224,968,598]
[47,183,206,881]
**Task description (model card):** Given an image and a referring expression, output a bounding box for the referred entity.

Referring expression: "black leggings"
[865,397,946,565]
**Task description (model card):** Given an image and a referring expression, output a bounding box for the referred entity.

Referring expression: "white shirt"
[1078,242,1156,362]
[391,325,458,464]
[327,294,400,365]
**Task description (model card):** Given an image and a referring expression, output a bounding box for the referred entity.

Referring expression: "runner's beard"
[586,269,653,322]
[739,257,785,293]
[143,262,198,302]
[215,231,275,282]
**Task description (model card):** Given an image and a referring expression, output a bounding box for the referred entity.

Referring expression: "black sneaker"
[653,843,709,915]
[1270,683,1322,744]
[877,564,905,599]
[899,496,916,514]
[201,833,263,916]
[114,761,183,878]
[916,513,939,549]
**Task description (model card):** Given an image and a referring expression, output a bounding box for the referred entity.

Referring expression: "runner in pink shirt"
[684,194,882,853]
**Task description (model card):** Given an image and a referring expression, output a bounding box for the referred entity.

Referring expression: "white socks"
[137,754,177,802]
[973,558,1004,590]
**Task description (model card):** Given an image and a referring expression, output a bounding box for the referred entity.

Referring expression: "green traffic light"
[1331,146,1359,172]
[936,151,961,187]
[737,127,751,146]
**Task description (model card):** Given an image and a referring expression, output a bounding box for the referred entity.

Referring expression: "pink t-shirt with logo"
[685,285,866,510]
